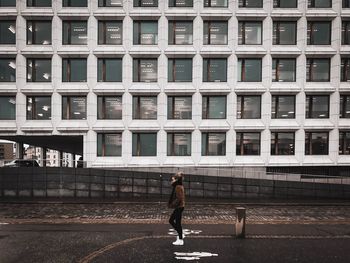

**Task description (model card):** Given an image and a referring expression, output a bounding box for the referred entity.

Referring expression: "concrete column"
[16,143,24,159]
[42,148,47,167]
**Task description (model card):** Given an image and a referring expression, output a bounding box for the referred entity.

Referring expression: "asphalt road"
[0,224,349,263]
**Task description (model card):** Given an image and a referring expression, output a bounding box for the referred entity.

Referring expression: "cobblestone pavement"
[0,202,349,224]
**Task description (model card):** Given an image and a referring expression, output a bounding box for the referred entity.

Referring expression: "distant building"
[0,143,14,160]
[25,146,73,167]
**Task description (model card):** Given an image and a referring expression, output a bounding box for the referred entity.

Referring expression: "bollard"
[235,206,246,238]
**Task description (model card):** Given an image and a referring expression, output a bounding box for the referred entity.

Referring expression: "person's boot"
[172,237,184,246]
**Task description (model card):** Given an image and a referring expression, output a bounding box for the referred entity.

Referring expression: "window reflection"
[339,131,350,155]
[62,58,87,82]
[27,58,51,82]
[273,21,296,45]
[306,95,329,118]
[271,132,295,155]
[272,58,296,82]
[98,0,123,7]
[202,96,226,119]
[169,0,193,7]
[307,21,331,45]
[0,96,15,120]
[168,21,193,45]
[340,95,350,118]
[133,58,157,82]
[98,21,122,45]
[167,133,191,156]
[236,132,260,155]
[168,58,192,82]
[132,133,157,156]
[271,95,295,119]
[62,96,87,120]
[26,96,51,120]
[202,132,226,156]
[238,58,262,82]
[0,20,16,44]
[97,96,122,119]
[0,58,16,82]
[203,58,227,82]
[63,21,87,45]
[98,58,122,82]
[133,96,157,119]
[306,58,330,82]
[167,96,192,119]
[238,21,262,45]
[203,21,228,45]
[237,95,261,119]
[305,132,329,155]
[97,133,122,156]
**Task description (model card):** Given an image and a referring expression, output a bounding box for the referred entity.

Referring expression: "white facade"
[0,0,349,168]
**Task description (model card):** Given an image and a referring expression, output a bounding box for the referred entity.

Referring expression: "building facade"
[0,142,14,160]
[0,0,350,168]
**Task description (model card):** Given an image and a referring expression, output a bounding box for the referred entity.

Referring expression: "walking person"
[168,172,185,246]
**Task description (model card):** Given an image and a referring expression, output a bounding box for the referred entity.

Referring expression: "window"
[341,58,350,82]
[98,0,123,7]
[132,133,157,156]
[133,58,157,82]
[239,0,262,8]
[169,0,193,7]
[0,58,15,82]
[342,21,350,45]
[340,95,350,118]
[271,132,295,155]
[203,58,227,82]
[98,58,122,82]
[238,58,262,82]
[133,21,158,45]
[63,21,87,45]
[0,97,15,120]
[27,0,51,7]
[238,21,262,45]
[133,0,158,7]
[307,21,331,45]
[273,0,297,7]
[306,95,329,118]
[97,96,122,119]
[305,132,328,155]
[27,58,51,82]
[62,96,87,120]
[167,96,192,119]
[344,0,350,8]
[271,95,295,119]
[237,95,261,119]
[0,0,15,7]
[272,58,296,82]
[236,132,260,155]
[27,21,51,45]
[26,96,51,120]
[202,132,226,156]
[97,133,122,156]
[203,21,228,45]
[202,96,226,119]
[339,131,350,155]
[167,133,191,156]
[98,21,122,45]
[63,0,87,7]
[308,0,332,8]
[273,21,297,45]
[204,0,227,7]
[306,58,330,82]
[168,58,192,82]
[0,20,16,44]
[62,58,87,82]
[168,21,193,45]
[132,96,157,119]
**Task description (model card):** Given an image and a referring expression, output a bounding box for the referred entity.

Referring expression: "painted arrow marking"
[174,252,218,261]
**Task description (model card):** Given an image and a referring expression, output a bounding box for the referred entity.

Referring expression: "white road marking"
[0,223,9,225]
[168,229,202,236]
[174,252,218,261]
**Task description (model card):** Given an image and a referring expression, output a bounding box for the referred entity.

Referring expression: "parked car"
[4,159,40,167]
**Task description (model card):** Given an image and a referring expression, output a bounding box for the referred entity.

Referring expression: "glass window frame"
[306,58,330,82]
[98,20,122,45]
[273,0,297,8]
[97,133,122,157]
[132,58,158,82]
[169,0,193,7]
[271,132,295,155]
[271,95,296,119]
[168,20,193,45]
[203,21,228,45]
[308,0,332,8]
[344,0,350,8]
[273,21,297,45]
[305,131,329,155]
[201,132,226,156]
[133,20,158,45]
[97,58,122,82]
[239,0,263,8]
[167,132,192,156]
[307,21,332,45]
[305,95,330,119]
[341,58,350,82]
[62,20,88,45]
[236,132,261,156]
[204,0,228,7]
[0,0,16,7]
[238,21,262,45]
[272,58,296,82]
[98,0,123,7]
[0,58,16,82]
[238,58,262,82]
[168,58,192,82]
[0,96,16,120]
[0,20,16,45]
[202,95,227,119]
[26,58,51,82]
[237,95,261,119]
[339,131,350,155]
[26,96,51,120]
[27,20,52,45]
[62,96,87,120]
[62,58,87,82]
[132,95,157,120]
[133,0,158,7]
[27,0,51,7]
[203,58,227,82]
[342,21,350,45]
[97,96,122,120]
[132,132,157,156]
[340,95,350,118]
[63,0,87,7]
[167,95,192,120]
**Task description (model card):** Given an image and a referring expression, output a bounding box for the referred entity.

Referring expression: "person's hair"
[175,171,184,184]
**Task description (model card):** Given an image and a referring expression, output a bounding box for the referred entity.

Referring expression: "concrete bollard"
[235,206,246,238]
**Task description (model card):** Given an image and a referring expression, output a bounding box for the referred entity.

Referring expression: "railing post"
[235,206,246,238]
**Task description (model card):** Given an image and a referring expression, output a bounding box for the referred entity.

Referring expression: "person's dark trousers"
[169,207,184,239]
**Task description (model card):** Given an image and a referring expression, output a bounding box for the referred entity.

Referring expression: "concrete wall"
[0,167,349,199]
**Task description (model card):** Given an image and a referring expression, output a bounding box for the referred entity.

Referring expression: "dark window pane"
[168,21,193,45]
[132,133,157,156]
[97,133,122,156]
[238,21,262,45]
[272,58,296,82]
[339,95,350,118]
[169,0,193,7]
[26,96,51,120]
[306,58,330,82]
[167,133,191,156]
[27,21,52,45]
[168,58,192,82]
[203,58,227,82]
[239,0,263,8]
[203,21,228,45]
[97,96,122,119]
[63,21,87,45]
[342,21,350,45]
[62,96,87,120]
[98,58,122,82]
[167,96,192,119]
[201,133,226,156]
[98,21,122,45]
[27,0,51,7]
[341,58,350,82]
[98,0,123,7]
[204,0,228,7]
[305,132,328,155]
[0,97,15,120]
[307,22,331,45]
[62,58,87,82]
[273,21,296,45]
[0,58,16,82]
[238,58,262,82]
[339,131,350,155]
[308,0,332,8]
[236,132,260,155]
[133,59,157,82]
[0,20,16,44]
[0,0,16,7]
[271,95,295,119]
[132,96,157,119]
[202,96,226,119]
[271,132,295,155]
[273,0,297,7]
[133,0,158,7]
[344,0,350,8]
[133,21,158,45]
[27,58,51,82]
[63,0,87,7]
[306,95,329,118]
[237,95,261,119]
